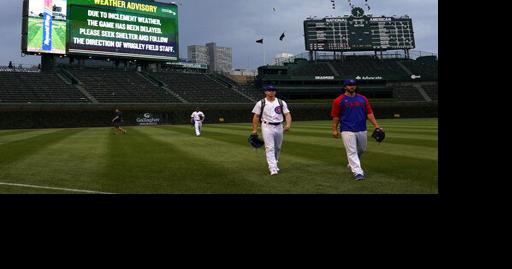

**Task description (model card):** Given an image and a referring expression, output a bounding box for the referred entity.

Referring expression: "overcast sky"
[0,0,437,69]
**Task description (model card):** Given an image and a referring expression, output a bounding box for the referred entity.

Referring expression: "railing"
[0,65,40,72]
[291,50,437,62]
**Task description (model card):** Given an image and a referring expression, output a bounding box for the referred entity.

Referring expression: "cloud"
[0,0,438,69]
[179,0,438,68]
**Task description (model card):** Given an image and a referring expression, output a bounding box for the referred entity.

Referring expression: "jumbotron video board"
[22,0,179,61]
[304,7,415,51]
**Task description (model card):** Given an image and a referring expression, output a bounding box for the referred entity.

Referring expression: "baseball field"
[27,17,66,54]
[0,118,438,194]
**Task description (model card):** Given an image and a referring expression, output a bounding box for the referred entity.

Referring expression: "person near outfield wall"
[112,108,127,135]
[190,107,205,136]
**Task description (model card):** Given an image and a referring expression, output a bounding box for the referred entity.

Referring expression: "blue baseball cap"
[263,84,277,91]
[343,79,357,86]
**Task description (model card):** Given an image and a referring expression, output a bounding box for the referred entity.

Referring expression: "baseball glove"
[248,133,264,149]
[371,128,385,143]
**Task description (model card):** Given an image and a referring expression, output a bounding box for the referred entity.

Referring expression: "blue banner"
[42,12,53,51]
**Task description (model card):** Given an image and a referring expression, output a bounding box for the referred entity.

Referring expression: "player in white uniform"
[251,85,292,176]
[190,108,205,136]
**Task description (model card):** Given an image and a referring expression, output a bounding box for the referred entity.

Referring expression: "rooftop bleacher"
[288,62,334,76]
[69,69,182,103]
[393,84,426,102]
[330,58,408,78]
[279,50,438,81]
[239,87,265,101]
[0,72,90,103]
[0,53,438,105]
[421,84,438,101]
[151,72,252,103]
[399,59,438,80]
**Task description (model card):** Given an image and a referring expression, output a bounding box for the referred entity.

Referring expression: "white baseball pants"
[341,131,368,176]
[261,123,284,171]
[195,121,202,136]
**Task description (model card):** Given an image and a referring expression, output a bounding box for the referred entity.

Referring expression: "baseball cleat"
[355,174,365,181]
[270,169,278,176]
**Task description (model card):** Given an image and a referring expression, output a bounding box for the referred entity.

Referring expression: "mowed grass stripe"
[139,126,303,193]
[0,128,112,193]
[0,129,64,145]
[218,123,438,137]
[0,129,81,167]
[0,120,438,194]
[210,123,438,136]
[376,124,438,129]
[291,125,438,134]
[170,124,437,168]
[286,120,438,128]
[166,125,437,193]
[380,130,438,136]
[287,130,438,148]
[97,127,266,194]
[218,120,439,136]
[363,151,438,193]
[207,124,438,147]
[292,130,438,144]
[374,124,437,130]
[201,125,438,160]
[0,130,33,137]
[156,126,400,193]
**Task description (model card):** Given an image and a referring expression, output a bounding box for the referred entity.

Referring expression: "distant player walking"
[112,108,127,134]
[331,79,381,180]
[251,84,292,176]
[191,107,205,136]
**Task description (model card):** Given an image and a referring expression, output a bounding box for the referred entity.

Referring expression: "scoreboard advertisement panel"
[304,10,415,51]
[22,0,179,61]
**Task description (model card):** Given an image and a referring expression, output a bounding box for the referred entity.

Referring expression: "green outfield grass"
[27,17,66,53]
[0,118,438,194]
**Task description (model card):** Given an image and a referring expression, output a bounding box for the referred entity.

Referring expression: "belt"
[263,121,282,126]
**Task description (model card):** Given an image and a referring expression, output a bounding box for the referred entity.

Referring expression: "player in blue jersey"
[112,108,127,135]
[331,79,382,181]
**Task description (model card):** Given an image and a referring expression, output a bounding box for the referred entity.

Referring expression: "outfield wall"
[0,102,437,129]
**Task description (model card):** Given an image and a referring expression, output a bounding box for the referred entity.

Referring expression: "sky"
[0,0,437,70]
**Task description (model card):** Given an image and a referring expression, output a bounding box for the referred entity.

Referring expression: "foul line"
[0,182,116,194]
